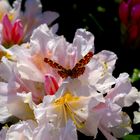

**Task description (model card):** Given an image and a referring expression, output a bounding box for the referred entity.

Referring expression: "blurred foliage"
[123,134,140,140]
[131,69,140,83]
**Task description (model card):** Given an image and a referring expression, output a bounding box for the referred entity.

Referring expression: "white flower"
[0,58,35,122]
[16,24,116,94]
[34,78,104,138]
[133,90,140,124]
[19,0,59,40]
[0,0,59,47]
[93,73,137,139]
[0,120,77,140]
[33,120,78,140]
[3,120,36,140]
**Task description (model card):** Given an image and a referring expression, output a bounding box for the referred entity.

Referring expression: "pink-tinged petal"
[11,19,24,44]
[2,14,12,44]
[131,4,140,21]
[119,2,129,25]
[128,24,138,41]
[44,74,59,95]
[99,125,117,140]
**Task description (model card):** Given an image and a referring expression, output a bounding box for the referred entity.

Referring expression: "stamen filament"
[65,103,85,128]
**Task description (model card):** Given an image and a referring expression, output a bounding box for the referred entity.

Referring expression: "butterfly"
[44,51,93,79]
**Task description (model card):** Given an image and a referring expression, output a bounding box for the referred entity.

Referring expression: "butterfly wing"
[44,58,68,78]
[57,70,69,78]
[71,52,93,78]
[71,67,85,79]
[44,58,66,70]
[74,52,94,69]
[44,51,93,79]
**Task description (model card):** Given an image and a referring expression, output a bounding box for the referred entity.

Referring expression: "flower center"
[53,92,86,128]
[0,50,12,60]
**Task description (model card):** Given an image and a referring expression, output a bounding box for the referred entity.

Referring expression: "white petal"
[0,57,14,81]
[12,0,21,20]
[33,122,59,140]
[94,50,117,73]
[134,111,140,124]
[95,73,116,93]
[124,87,139,107]
[107,73,132,104]
[33,120,77,140]
[0,127,8,140]
[73,28,95,58]
[0,0,11,13]
[42,11,59,25]
[7,93,34,120]
[99,125,117,140]
[0,82,11,123]
[79,111,100,137]
[61,120,78,140]
[50,23,59,34]
[6,120,36,140]
[24,0,42,16]
[30,24,54,54]
[111,113,132,138]
[109,73,138,107]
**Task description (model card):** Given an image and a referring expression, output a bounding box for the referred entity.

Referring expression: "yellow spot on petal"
[101,61,108,76]
[53,92,86,128]
[8,12,14,21]
[5,52,12,59]
[54,92,79,105]
[120,112,132,128]
[4,124,9,128]
[0,51,13,60]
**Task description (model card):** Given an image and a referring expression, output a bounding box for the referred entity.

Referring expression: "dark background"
[6,0,140,139]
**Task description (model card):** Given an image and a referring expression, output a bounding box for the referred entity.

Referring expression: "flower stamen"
[53,93,85,128]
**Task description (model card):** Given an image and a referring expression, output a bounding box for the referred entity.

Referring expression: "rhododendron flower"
[33,120,78,140]
[0,120,77,140]
[0,25,107,123]
[0,24,138,139]
[0,58,35,122]
[34,78,104,138]
[0,0,18,22]
[1,14,24,46]
[119,0,140,42]
[0,0,59,47]
[133,90,140,124]
[94,73,138,140]
[19,24,116,94]
[0,120,36,140]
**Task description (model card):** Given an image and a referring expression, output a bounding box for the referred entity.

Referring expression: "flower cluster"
[0,0,139,140]
[119,0,140,44]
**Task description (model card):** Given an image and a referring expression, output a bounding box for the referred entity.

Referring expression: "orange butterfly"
[44,52,93,79]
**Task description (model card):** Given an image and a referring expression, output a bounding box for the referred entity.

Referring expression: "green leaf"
[115,0,122,3]
[97,6,106,13]
[130,69,140,83]
[123,134,140,140]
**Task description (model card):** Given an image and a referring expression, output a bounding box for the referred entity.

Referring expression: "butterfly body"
[44,51,93,79]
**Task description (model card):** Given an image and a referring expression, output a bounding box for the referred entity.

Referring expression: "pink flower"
[2,14,24,46]
[119,0,140,42]
[44,75,59,95]
[0,0,59,47]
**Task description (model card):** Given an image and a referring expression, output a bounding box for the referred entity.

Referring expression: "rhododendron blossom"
[94,73,139,140]
[119,0,140,43]
[0,0,59,47]
[0,2,139,139]
[2,14,24,46]
[0,23,138,140]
